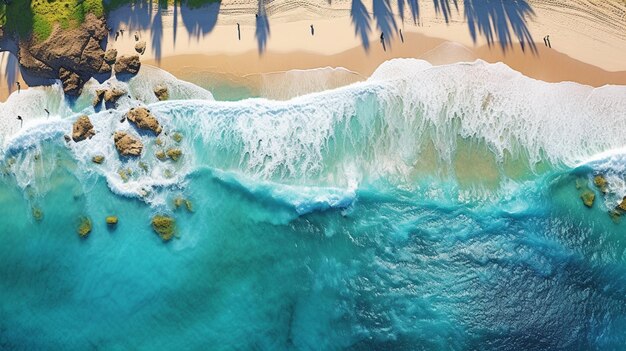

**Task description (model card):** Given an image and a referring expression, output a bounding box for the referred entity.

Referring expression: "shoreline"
[2,0,626,101]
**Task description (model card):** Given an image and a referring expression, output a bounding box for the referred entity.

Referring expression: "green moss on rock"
[151,215,175,241]
[106,216,118,226]
[77,217,92,237]
[581,190,595,208]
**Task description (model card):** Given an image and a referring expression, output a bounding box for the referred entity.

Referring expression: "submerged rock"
[92,155,105,164]
[166,148,182,161]
[151,215,176,241]
[115,55,141,76]
[135,41,146,55]
[126,107,162,135]
[172,132,183,143]
[77,217,92,238]
[32,207,43,222]
[154,84,169,101]
[174,197,193,213]
[581,190,595,208]
[113,131,143,157]
[106,216,118,226]
[72,115,96,142]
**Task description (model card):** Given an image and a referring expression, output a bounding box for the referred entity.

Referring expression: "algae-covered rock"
[172,132,183,143]
[106,216,118,226]
[72,115,96,142]
[154,84,169,101]
[581,190,595,208]
[155,138,163,146]
[174,197,184,209]
[118,168,132,182]
[77,217,92,237]
[156,150,167,161]
[114,131,143,157]
[32,207,43,221]
[92,155,105,164]
[151,215,175,241]
[184,199,193,212]
[138,161,149,172]
[126,107,162,135]
[594,175,608,193]
[166,148,182,161]
[609,209,621,223]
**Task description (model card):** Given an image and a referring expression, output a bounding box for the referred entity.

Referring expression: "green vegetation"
[151,215,175,241]
[0,0,219,41]
[1,0,103,40]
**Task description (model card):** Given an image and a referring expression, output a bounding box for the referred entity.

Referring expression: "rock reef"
[72,116,96,142]
[114,131,143,157]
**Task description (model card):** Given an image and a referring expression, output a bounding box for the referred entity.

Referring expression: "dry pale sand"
[1,0,626,100]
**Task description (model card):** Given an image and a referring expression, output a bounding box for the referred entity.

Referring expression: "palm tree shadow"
[373,0,398,47]
[433,0,458,23]
[256,0,270,54]
[351,0,371,51]
[464,0,536,53]
[180,1,220,39]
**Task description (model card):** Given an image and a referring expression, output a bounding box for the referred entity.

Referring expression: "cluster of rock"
[579,174,626,223]
[14,14,142,97]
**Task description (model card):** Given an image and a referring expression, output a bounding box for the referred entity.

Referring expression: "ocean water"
[1,59,626,350]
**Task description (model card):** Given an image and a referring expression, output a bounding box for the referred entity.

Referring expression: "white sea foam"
[2,59,626,200]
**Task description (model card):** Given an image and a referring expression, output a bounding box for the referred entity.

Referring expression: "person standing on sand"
[546,35,552,48]
[237,23,241,40]
[310,24,314,36]
[380,32,386,52]
[17,116,23,128]
[543,36,547,46]
[115,31,119,41]
[16,82,20,93]
[399,29,404,43]
[134,32,139,41]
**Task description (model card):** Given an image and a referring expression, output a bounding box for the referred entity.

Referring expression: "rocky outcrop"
[114,55,141,76]
[154,84,169,101]
[92,155,105,164]
[594,175,608,193]
[166,148,182,161]
[151,215,176,241]
[60,67,83,96]
[135,41,146,55]
[104,87,126,103]
[580,190,595,208]
[106,216,118,226]
[126,107,162,135]
[619,196,626,212]
[104,49,118,64]
[114,131,143,157]
[72,115,96,142]
[17,14,111,95]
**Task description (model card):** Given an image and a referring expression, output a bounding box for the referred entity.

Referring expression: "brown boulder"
[72,115,96,142]
[114,131,143,157]
[126,107,162,135]
[114,55,141,76]
[104,49,118,64]
[104,87,127,103]
[59,67,83,96]
[135,41,146,55]
[154,84,169,101]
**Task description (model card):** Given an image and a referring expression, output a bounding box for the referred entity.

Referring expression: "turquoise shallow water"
[1,59,626,350]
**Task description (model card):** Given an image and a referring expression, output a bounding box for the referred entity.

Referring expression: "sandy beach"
[2,0,626,100]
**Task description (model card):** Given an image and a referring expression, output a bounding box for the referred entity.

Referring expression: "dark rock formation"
[114,131,143,157]
[126,107,162,135]
[72,115,96,142]
[17,14,111,95]
[114,55,141,76]
[104,49,118,65]
[59,67,83,96]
